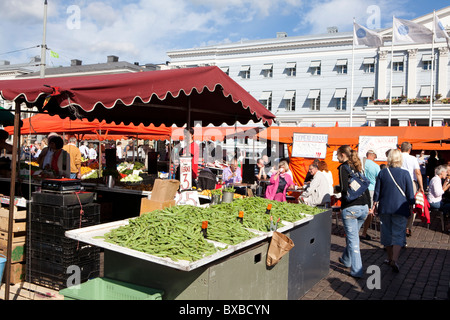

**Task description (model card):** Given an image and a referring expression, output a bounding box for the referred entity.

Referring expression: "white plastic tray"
[65,212,315,272]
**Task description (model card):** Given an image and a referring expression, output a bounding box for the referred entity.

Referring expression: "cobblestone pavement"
[300,211,450,300]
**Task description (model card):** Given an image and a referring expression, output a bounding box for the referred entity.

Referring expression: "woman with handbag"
[372,149,415,272]
[336,145,371,278]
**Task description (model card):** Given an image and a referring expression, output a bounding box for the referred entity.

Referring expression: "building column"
[438,47,448,98]
[407,49,417,99]
[377,50,388,99]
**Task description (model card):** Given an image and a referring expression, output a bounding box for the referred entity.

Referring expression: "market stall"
[257,126,450,187]
[64,197,329,300]
[0,66,280,299]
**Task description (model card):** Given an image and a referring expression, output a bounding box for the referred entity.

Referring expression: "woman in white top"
[428,165,450,215]
[88,143,98,160]
[318,160,334,195]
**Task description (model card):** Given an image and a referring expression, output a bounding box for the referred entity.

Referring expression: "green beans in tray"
[103,197,326,262]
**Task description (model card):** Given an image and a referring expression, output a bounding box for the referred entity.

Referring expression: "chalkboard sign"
[291,133,328,159]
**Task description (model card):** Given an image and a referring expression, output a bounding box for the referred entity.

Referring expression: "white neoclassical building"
[166,7,450,128]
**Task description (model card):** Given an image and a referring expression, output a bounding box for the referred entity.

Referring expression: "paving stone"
[299,217,450,300]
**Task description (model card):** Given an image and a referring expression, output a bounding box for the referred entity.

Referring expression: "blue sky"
[0,0,448,67]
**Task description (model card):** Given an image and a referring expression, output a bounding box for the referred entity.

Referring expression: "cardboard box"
[150,179,180,202]
[0,236,26,263]
[139,179,179,215]
[140,199,176,216]
[9,262,26,284]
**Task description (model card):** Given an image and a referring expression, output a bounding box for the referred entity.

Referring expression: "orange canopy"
[261,126,450,187]
[257,126,450,145]
[4,113,172,140]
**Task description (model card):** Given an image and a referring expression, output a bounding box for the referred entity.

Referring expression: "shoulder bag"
[341,163,370,202]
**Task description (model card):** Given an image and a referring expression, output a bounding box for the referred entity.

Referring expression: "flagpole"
[429,11,436,127]
[40,0,48,79]
[350,18,356,127]
[388,16,395,127]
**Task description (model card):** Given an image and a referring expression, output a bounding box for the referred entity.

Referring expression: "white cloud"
[0,0,435,67]
[295,0,411,34]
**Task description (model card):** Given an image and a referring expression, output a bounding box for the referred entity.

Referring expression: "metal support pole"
[4,101,21,300]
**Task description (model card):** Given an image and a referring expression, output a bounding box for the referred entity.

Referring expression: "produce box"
[59,277,164,300]
[0,234,26,263]
[150,179,180,202]
[139,179,179,215]
[8,262,26,284]
[0,207,27,232]
[140,199,175,216]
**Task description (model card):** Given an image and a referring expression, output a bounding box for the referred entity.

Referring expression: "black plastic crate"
[29,220,99,245]
[32,191,94,207]
[29,241,100,265]
[27,256,100,290]
[29,203,100,229]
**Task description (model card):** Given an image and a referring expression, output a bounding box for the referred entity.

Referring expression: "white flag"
[353,22,383,47]
[435,12,450,49]
[393,17,433,44]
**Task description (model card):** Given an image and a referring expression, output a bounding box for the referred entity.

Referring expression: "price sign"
[358,136,398,161]
[176,190,200,206]
[179,156,192,190]
[291,133,328,159]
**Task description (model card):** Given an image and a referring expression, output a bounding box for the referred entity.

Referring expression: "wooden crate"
[0,233,26,263]
[5,262,26,284]
[0,207,27,233]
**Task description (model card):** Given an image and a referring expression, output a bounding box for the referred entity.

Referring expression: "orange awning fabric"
[258,126,450,145]
[264,126,450,186]
[287,144,353,187]
[170,126,261,142]
[4,113,172,140]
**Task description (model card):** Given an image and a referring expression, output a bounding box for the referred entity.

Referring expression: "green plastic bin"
[59,277,164,300]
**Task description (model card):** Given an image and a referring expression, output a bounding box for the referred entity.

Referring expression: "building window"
[310,61,321,76]
[422,54,433,71]
[240,65,251,79]
[308,89,320,111]
[336,59,348,74]
[419,85,431,98]
[262,64,273,78]
[361,87,374,107]
[259,91,272,111]
[391,86,403,99]
[334,89,347,110]
[363,57,375,73]
[285,62,296,77]
[392,56,404,72]
[283,90,296,111]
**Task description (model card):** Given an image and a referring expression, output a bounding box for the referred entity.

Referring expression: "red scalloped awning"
[0,66,275,127]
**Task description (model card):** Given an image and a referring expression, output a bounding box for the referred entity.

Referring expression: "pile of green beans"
[103,197,325,262]
[104,206,217,262]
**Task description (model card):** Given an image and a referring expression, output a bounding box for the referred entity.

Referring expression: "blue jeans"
[429,201,450,215]
[340,204,369,277]
[70,173,77,179]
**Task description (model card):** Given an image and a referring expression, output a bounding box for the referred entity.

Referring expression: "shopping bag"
[266,231,294,267]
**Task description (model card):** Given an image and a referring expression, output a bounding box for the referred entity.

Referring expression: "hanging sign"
[179,156,192,190]
[358,136,398,161]
[291,133,328,159]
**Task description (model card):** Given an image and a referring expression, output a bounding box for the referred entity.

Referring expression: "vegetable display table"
[65,209,331,300]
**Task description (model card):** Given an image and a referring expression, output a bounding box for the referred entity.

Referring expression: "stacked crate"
[27,192,100,290]
[0,206,27,284]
